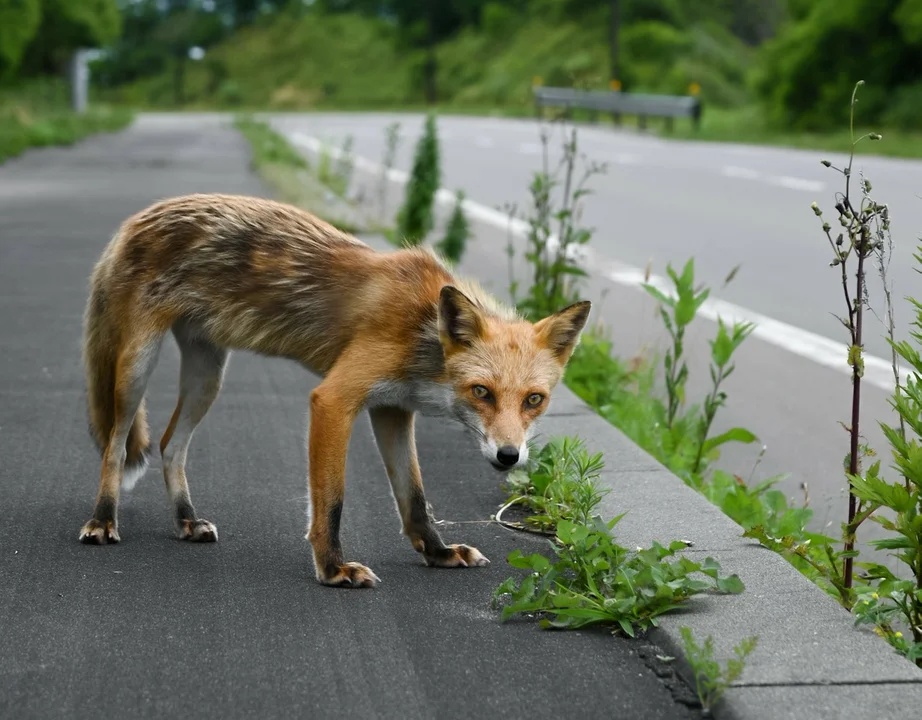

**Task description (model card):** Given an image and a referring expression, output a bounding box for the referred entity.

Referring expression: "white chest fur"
[365,379,455,417]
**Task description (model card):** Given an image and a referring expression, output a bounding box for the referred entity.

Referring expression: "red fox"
[80,193,591,587]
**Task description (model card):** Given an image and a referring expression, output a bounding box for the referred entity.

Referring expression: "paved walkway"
[0,116,694,719]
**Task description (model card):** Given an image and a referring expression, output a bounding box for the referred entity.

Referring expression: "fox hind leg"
[80,333,164,544]
[159,324,227,542]
[368,406,489,569]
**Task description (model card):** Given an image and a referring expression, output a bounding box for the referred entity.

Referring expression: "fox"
[79,193,591,587]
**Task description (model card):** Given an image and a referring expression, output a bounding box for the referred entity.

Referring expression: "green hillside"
[104,7,753,113]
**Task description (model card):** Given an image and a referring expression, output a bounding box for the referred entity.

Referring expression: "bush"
[395,112,441,246]
[434,190,470,265]
[882,82,922,131]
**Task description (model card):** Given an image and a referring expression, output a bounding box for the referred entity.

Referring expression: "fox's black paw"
[79,519,119,544]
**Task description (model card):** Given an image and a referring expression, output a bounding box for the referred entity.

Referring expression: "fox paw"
[425,544,490,568]
[79,519,120,545]
[179,519,218,542]
[318,562,380,588]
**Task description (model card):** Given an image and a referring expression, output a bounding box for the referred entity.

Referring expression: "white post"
[69,49,96,114]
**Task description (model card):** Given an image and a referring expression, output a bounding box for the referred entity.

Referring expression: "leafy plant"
[680,626,758,715]
[499,436,608,533]
[846,241,922,666]
[506,122,605,322]
[493,514,745,635]
[642,260,757,472]
[317,134,354,197]
[395,112,441,246]
[434,190,470,265]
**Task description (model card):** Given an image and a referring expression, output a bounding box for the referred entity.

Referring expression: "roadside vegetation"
[0,78,133,164]
[500,81,922,667]
[235,114,369,234]
[0,0,132,163]
[490,435,746,637]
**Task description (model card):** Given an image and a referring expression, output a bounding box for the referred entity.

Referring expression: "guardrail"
[533,86,702,132]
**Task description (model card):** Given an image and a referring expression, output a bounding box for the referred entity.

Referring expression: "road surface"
[268,112,922,549]
[0,114,696,719]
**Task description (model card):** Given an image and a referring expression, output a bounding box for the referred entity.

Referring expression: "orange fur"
[79,193,591,586]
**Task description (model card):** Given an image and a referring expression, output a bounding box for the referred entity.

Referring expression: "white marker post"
[69,49,104,114]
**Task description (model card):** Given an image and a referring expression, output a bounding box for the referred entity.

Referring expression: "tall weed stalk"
[506,122,605,322]
[810,80,891,597]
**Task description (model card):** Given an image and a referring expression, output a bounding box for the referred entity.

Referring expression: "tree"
[21,0,122,75]
[753,0,922,129]
[0,0,42,78]
[609,0,620,82]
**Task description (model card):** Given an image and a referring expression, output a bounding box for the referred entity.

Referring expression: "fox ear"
[439,285,485,350]
[534,300,592,364]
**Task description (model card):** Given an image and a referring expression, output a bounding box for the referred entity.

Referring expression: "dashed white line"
[722,165,825,193]
[517,142,542,155]
[722,165,761,180]
[287,129,896,391]
[769,175,826,192]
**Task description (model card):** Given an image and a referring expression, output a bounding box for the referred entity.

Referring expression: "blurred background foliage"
[3,1,922,148]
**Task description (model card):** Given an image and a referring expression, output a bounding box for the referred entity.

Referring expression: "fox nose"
[496,446,520,467]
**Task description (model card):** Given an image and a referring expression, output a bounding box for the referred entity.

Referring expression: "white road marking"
[474,136,494,148]
[613,153,641,165]
[768,175,826,192]
[722,165,825,193]
[518,142,542,155]
[286,129,898,392]
[722,166,761,180]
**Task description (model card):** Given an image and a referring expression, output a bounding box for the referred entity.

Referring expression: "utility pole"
[609,0,620,85]
[424,0,437,105]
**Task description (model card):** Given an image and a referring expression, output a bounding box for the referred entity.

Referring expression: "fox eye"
[525,393,545,408]
[471,385,491,400]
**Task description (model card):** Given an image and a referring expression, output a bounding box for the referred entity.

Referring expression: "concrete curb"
[538,387,922,719]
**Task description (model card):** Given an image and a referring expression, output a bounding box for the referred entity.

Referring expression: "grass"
[669,104,922,159]
[234,114,366,234]
[0,78,133,164]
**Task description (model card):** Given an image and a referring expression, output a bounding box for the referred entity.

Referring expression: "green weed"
[493,514,745,636]
[434,190,470,265]
[506,122,604,323]
[498,436,607,534]
[680,626,758,716]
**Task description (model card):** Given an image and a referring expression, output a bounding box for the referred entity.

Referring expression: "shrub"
[434,190,470,265]
[395,112,441,246]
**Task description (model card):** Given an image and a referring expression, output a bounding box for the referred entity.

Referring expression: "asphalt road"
[0,115,695,719]
[268,112,922,550]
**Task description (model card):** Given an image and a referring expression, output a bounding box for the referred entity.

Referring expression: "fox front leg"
[306,384,381,588]
[368,405,489,569]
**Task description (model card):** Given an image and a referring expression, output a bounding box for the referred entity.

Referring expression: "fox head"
[438,285,591,472]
